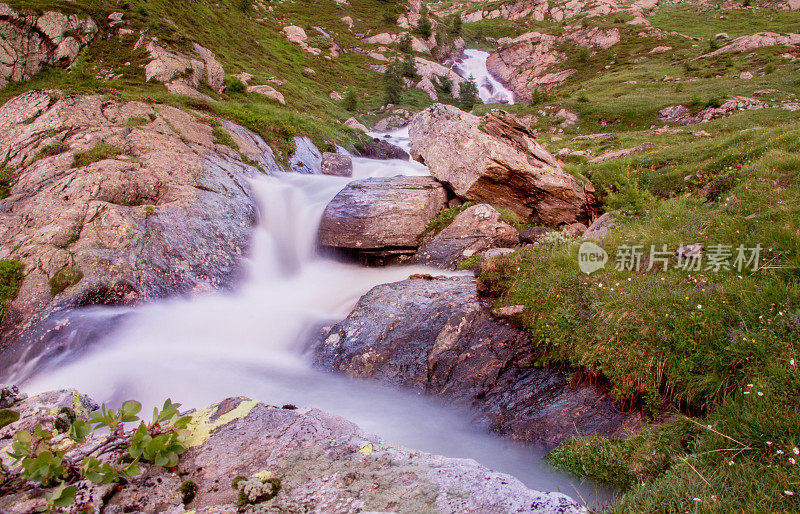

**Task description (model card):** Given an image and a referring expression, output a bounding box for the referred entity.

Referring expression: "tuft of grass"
[0,409,19,429]
[212,126,239,151]
[421,202,475,240]
[72,142,123,168]
[34,141,70,162]
[456,254,482,270]
[0,260,24,318]
[49,266,83,296]
[124,116,151,128]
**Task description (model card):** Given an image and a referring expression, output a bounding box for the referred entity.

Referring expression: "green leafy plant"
[212,127,239,151]
[1,398,191,511]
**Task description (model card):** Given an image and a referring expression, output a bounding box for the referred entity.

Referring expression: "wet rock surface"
[317,176,448,258]
[313,275,641,447]
[414,204,519,269]
[0,90,274,348]
[409,104,597,225]
[0,392,588,513]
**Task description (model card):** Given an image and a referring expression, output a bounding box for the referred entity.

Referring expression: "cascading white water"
[452,49,515,105]
[12,130,609,506]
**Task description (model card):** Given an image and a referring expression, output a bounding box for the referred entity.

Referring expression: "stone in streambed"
[317,176,447,259]
[313,276,641,447]
[414,204,519,270]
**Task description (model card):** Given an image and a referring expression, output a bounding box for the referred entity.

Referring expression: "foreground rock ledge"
[0,391,586,513]
[409,104,597,226]
[314,276,641,446]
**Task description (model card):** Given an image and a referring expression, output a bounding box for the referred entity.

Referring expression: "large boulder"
[0,90,284,348]
[0,5,98,87]
[0,392,586,513]
[409,104,596,226]
[317,176,448,259]
[313,276,640,447]
[414,204,519,269]
[352,137,409,160]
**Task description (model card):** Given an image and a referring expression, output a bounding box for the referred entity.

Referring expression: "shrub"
[306,35,333,50]
[236,0,253,14]
[383,64,404,105]
[49,266,83,296]
[397,34,412,53]
[72,143,123,168]
[415,15,432,38]
[400,53,419,80]
[435,74,453,95]
[226,78,247,94]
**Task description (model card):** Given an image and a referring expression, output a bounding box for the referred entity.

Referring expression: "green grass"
[49,266,83,296]
[0,409,20,428]
[421,202,476,240]
[480,109,800,510]
[0,260,24,318]
[72,143,123,168]
[33,141,70,163]
[212,126,239,150]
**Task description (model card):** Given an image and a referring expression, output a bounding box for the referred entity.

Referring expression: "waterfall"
[452,49,516,105]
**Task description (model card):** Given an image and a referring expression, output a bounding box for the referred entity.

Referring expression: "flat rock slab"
[0,392,587,513]
[313,276,641,447]
[317,176,447,252]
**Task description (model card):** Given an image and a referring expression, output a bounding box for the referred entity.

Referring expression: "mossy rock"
[49,266,83,296]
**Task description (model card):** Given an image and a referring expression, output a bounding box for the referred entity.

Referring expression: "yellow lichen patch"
[183,399,258,448]
[358,443,373,455]
[253,470,272,481]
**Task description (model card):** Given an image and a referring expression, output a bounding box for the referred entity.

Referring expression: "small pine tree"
[344,91,358,112]
[384,64,403,105]
[401,53,419,80]
[415,15,432,39]
[397,34,412,53]
[435,74,453,95]
[450,15,462,36]
[458,77,480,111]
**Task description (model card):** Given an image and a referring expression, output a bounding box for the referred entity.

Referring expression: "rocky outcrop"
[0,4,98,87]
[313,276,641,447]
[415,204,519,269]
[317,177,448,259]
[409,104,596,226]
[486,27,620,101]
[486,32,567,102]
[589,142,656,163]
[583,212,617,240]
[701,31,800,57]
[658,97,774,125]
[145,41,226,93]
[0,90,284,347]
[247,84,286,105]
[290,136,323,174]
[0,391,587,513]
[320,152,353,177]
